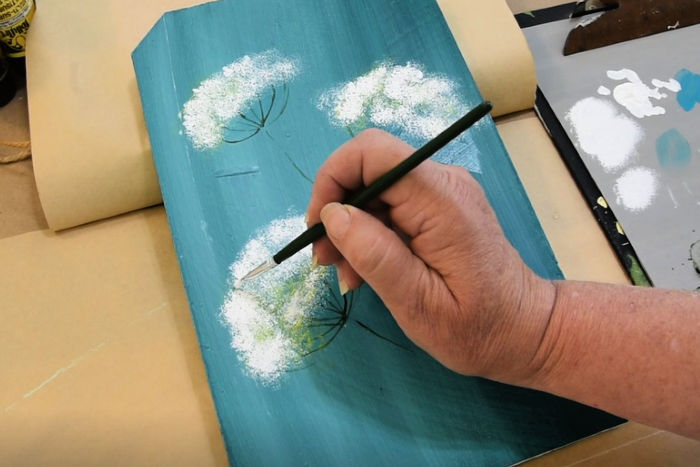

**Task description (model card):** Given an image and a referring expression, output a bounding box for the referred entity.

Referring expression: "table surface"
[1,0,699,465]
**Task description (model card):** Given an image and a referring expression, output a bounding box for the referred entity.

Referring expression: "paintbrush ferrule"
[236,257,278,286]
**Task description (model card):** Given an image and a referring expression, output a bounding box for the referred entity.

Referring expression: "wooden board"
[133,0,622,464]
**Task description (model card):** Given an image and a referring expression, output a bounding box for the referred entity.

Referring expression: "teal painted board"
[132,0,622,465]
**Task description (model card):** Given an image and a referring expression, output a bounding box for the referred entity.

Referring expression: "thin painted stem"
[269,83,290,125]
[354,320,411,351]
[264,130,312,183]
[263,85,277,123]
[223,128,260,144]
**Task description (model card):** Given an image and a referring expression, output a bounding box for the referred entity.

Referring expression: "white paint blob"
[182,50,299,149]
[221,215,331,385]
[318,62,480,172]
[597,86,611,96]
[606,68,680,118]
[651,78,681,92]
[614,166,659,212]
[566,97,643,172]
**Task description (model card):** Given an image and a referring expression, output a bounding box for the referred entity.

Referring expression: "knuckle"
[355,233,395,279]
[439,165,486,206]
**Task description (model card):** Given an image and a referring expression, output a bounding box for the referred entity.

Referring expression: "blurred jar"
[0,47,16,106]
[0,0,35,77]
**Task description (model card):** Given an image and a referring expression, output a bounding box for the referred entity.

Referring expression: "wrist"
[513,279,565,389]
[479,269,558,386]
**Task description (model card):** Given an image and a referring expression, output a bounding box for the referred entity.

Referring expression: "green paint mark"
[625,254,651,287]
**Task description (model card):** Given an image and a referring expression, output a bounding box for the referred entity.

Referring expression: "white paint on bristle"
[221,215,330,385]
[614,167,659,212]
[182,50,299,149]
[606,69,680,118]
[318,62,481,172]
[566,97,643,172]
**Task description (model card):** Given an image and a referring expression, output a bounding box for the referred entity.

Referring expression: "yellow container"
[0,0,35,58]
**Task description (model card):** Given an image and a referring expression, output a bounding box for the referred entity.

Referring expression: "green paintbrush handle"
[273,100,493,265]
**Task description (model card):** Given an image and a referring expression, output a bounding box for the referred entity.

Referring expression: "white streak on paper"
[23,342,106,400]
[667,186,679,209]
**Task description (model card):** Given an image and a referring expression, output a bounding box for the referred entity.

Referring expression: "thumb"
[319,202,426,308]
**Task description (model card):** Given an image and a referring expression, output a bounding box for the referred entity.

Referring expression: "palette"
[524,17,700,290]
[133,0,622,464]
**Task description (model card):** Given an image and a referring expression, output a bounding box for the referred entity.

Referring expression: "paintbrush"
[237,100,493,285]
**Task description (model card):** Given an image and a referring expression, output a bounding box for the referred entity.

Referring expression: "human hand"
[306,129,556,383]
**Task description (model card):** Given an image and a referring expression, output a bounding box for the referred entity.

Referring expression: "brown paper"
[26,0,536,231]
[496,111,629,284]
[438,0,537,117]
[0,206,227,466]
[26,0,210,231]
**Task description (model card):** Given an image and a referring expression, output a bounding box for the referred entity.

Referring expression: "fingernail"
[320,202,351,240]
[304,212,310,225]
[311,254,319,269]
[338,277,350,296]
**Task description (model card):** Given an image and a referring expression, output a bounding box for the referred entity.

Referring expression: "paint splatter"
[657,128,692,169]
[614,166,659,212]
[221,215,333,385]
[566,97,643,172]
[675,69,700,111]
[318,62,480,172]
[182,50,299,149]
[606,69,680,118]
[597,86,611,96]
[691,241,700,274]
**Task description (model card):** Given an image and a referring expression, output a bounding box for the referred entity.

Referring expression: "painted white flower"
[318,62,480,172]
[182,50,299,149]
[221,216,331,385]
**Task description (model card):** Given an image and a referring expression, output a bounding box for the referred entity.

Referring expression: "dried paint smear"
[606,69,680,118]
[613,167,659,212]
[566,97,643,172]
[318,62,481,172]
[656,128,691,169]
[181,50,299,149]
[675,68,700,111]
[221,216,332,385]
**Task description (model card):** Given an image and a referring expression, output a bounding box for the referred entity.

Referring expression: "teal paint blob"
[675,69,700,111]
[657,129,692,169]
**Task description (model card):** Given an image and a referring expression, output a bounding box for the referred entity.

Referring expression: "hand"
[307,129,556,383]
